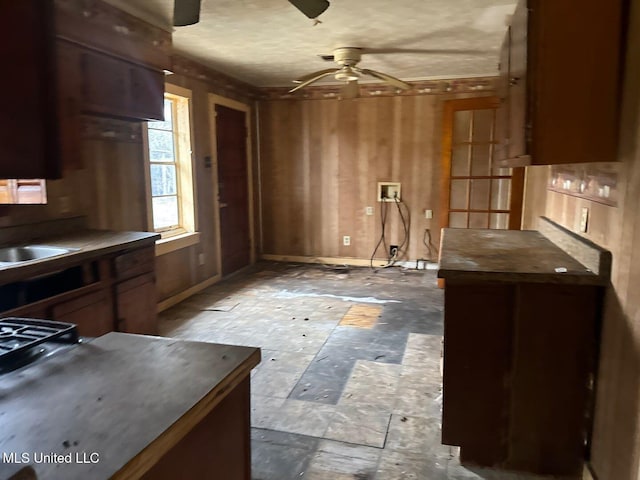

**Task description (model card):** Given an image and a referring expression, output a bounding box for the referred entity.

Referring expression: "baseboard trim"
[260,253,435,269]
[157,275,221,313]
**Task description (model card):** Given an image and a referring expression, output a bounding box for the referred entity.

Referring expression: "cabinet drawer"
[114,247,155,280]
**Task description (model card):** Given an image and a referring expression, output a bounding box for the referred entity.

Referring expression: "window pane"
[152,196,179,229]
[450,180,468,210]
[451,146,470,177]
[491,179,511,210]
[490,213,510,229]
[151,164,177,196]
[453,110,471,143]
[471,144,491,176]
[469,212,489,228]
[148,129,175,162]
[449,212,468,228]
[470,179,491,210]
[472,109,494,142]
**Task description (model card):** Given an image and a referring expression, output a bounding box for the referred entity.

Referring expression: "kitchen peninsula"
[0,333,261,480]
[438,222,610,476]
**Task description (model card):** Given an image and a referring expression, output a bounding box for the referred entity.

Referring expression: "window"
[0,179,47,204]
[144,86,196,239]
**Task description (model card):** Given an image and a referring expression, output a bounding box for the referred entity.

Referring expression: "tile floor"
[159,261,564,480]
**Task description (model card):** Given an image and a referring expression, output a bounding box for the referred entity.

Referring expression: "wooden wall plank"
[259,93,487,263]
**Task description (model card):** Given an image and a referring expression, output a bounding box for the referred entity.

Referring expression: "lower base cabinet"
[52,289,113,337]
[116,272,157,335]
[442,281,601,476]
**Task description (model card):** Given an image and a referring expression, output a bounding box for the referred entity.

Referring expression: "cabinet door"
[56,41,83,171]
[116,273,157,335]
[494,29,511,161]
[0,0,60,179]
[80,50,129,116]
[507,0,528,160]
[52,289,114,337]
[128,65,165,121]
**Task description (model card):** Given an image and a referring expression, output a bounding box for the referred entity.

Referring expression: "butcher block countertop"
[0,230,159,285]
[0,333,261,480]
[438,228,607,285]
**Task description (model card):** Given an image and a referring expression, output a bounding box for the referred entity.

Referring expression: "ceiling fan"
[290,47,411,99]
[173,0,201,26]
[173,0,330,27]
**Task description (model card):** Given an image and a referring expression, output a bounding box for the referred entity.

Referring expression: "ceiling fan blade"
[173,0,201,26]
[288,0,330,19]
[358,68,411,90]
[293,69,340,84]
[289,69,339,93]
[341,81,359,99]
[361,47,487,55]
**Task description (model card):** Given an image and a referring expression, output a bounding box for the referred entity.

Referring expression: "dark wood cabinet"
[0,0,61,179]
[0,244,158,336]
[497,0,625,166]
[114,246,157,335]
[438,227,608,476]
[80,49,165,121]
[0,0,168,179]
[52,289,113,337]
[116,273,157,335]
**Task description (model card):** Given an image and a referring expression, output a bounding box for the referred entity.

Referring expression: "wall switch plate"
[198,253,205,265]
[365,206,374,216]
[343,236,351,246]
[579,207,589,233]
[425,209,433,219]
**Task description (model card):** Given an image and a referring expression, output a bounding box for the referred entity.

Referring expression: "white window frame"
[143,84,199,255]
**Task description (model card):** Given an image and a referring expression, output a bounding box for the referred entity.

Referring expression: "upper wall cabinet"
[0,0,171,179]
[0,1,61,179]
[496,0,625,166]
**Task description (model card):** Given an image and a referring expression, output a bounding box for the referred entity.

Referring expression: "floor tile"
[304,439,381,479]
[376,449,449,480]
[386,414,450,456]
[324,404,392,448]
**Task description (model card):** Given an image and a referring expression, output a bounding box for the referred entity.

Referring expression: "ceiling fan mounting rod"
[333,47,362,67]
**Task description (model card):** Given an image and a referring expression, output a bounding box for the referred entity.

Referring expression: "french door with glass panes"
[440,97,524,230]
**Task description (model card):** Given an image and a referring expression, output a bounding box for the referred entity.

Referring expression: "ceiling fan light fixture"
[335,67,359,82]
[288,0,330,19]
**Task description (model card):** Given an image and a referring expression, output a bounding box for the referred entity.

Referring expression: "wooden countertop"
[0,230,159,285]
[0,333,261,480]
[437,228,605,285]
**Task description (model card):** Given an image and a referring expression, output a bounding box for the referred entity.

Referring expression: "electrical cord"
[369,198,389,269]
[393,196,409,259]
[423,228,439,261]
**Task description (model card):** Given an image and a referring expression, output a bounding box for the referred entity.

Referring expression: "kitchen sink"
[0,246,76,264]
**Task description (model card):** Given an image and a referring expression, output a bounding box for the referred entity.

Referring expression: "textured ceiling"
[104,0,516,87]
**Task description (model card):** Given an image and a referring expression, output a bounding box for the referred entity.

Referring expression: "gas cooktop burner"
[0,318,80,371]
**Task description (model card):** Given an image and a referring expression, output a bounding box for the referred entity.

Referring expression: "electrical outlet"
[365,206,374,216]
[198,253,205,265]
[425,209,433,219]
[390,245,398,256]
[343,236,351,246]
[59,196,71,214]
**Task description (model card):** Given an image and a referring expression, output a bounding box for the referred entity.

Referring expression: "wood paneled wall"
[521,0,640,476]
[259,93,490,263]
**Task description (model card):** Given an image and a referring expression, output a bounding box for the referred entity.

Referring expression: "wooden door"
[216,104,250,276]
[440,97,524,230]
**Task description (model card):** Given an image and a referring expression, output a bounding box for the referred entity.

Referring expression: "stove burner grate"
[0,318,79,365]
